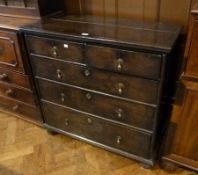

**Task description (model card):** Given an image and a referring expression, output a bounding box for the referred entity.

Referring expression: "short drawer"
[0,82,35,105]
[31,56,159,104]
[0,30,24,72]
[38,79,156,131]
[42,101,152,159]
[0,95,42,122]
[26,35,83,63]
[0,67,31,89]
[86,45,162,79]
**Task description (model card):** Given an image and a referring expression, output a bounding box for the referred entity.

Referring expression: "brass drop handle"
[12,105,19,111]
[65,119,69,126]
[57,69,63,80]
[84,69,91,77]
[60,93,65,102]
[52,46,58,57]
[117,58,124,71]
[116,136,122,144]
[87,118,92,124]
[115,108,123,119]
[117,83,125,95]
[5,89,14,96]
[0,73,8,81]
[85,93,92,100]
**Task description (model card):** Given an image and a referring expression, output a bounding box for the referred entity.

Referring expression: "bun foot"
[160,160,178,172]
[141,163,153,169]
[47,129,58,135]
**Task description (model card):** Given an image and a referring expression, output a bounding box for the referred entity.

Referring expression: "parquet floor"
[0,111,197,175]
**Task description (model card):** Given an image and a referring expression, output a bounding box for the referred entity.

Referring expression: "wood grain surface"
[64,0,192,31]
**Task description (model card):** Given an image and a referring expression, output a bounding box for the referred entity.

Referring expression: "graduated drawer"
[0,95,41,122]
[0,30,24,72]
[26,35,83,63]
[0,81,35,105]
[0,67,31,89]
[31,56,159,104]
[86,45,162,79]
[42,101,152,159]
[37,78,156,131]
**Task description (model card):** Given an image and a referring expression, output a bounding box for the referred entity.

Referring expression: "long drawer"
[37,78,156,131]
[31,55,159,104]
[27,35,162,80]
[0,81,35,105]
[0,95,41,122]
[42,101,152,159]
[0,67,31,89]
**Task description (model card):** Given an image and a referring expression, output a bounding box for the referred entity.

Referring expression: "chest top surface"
[0,16,37,31]
[20,13,181,53]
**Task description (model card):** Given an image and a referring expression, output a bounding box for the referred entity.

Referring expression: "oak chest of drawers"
[21,14,181,166]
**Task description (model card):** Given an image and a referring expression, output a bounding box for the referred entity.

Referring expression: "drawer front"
[31,56,159,104]
[0,82,35,105]
[0,67,31,89]
[86,45,162,79]
[0,30,24,72]
[0,96,42,122]
[38,79,155,131]
[43,101,152,159]
[26,35,83,63]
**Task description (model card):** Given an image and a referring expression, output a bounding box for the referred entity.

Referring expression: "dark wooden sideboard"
[21,14,181,166]
[0,0,64,124]
[0,16,43,124]
[162,4,198,172]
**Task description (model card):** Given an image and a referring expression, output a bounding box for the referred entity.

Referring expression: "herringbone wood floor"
[0,111,197,175]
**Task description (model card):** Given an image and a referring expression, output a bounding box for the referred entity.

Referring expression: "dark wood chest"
[0,0,64,124]
[0,16,44,124]
[21,14,181,166]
